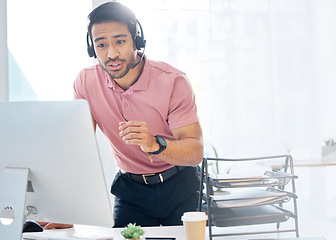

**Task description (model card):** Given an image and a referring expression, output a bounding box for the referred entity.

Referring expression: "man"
[74,2,203,227]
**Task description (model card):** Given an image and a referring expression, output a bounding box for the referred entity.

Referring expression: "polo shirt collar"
[106,54,149,92]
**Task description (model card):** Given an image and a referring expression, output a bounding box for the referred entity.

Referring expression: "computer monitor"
[0,100,114,239]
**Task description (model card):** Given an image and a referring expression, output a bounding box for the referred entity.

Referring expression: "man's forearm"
[156,137,204,166]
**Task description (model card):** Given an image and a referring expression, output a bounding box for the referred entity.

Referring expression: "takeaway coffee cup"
[181,212,208,240]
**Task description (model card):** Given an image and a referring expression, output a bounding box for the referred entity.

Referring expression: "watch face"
[157,136,167,147]
[151,135,166,155]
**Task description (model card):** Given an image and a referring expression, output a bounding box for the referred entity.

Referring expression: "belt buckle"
[141,173,164,184]
[142,173,155,184]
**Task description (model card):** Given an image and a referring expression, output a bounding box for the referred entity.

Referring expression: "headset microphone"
[131,44,146,69]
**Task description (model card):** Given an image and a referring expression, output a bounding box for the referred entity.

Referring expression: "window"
[7,0,92,101]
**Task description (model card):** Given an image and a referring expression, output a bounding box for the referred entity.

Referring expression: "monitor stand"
[0,167,29,240]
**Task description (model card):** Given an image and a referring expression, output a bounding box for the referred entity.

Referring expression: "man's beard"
[100,57,136,80]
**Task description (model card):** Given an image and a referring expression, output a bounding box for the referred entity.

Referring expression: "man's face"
[91,21,137,79]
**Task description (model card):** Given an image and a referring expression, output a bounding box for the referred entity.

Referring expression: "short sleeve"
[167,74,199,130]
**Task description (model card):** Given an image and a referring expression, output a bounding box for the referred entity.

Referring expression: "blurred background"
[3,0,336,160]
[1,1,336,236]
[0,0,336,235]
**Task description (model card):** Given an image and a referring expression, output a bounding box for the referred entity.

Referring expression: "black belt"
[124,166,186,185]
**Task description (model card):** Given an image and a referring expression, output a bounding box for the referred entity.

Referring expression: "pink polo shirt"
[73,56,199,174]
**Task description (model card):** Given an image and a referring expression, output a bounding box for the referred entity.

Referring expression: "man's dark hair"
[87,2,137,40]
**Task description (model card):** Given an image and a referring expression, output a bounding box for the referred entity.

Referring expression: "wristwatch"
[150,135,167,155]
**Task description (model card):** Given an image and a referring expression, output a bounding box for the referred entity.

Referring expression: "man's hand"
[119,121,203,166]
[119,121,158,153]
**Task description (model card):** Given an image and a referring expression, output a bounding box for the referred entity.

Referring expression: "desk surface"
[23,225,184,240]
[260,158,336,170]
[294,158,336,167]
[22,224,327,240]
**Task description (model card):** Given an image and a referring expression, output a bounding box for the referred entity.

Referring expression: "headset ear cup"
[87,46,94,58]
[87,45,97,58]
[86,33,96,58]
[135,36,146,50]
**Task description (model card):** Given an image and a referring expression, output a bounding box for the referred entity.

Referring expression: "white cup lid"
[181,211,208,222]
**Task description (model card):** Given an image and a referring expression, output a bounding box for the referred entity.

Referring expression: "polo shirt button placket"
[122,99,131,120]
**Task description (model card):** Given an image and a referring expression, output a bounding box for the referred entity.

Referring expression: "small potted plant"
[322,138,336,161]
[121,223,145,240]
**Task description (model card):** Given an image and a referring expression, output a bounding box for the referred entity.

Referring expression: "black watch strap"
[150,135,167,155]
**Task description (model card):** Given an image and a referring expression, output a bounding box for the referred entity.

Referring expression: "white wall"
[115,0,336,160]
[0,0,8,102]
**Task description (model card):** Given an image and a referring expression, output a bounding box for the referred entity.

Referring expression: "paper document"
[212,189,288,208]
[211,171,291,187]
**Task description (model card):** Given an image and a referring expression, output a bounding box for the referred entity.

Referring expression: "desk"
[23,225,184,240]
[22,224,328,240]
[293,159,336,167]
[261,158,336,171]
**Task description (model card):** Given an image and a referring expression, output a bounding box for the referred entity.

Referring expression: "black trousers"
[111,166,200,227]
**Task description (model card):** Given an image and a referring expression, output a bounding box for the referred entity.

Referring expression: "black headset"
[86,19,146,60]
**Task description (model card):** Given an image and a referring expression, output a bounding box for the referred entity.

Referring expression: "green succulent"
[121,223,145,239]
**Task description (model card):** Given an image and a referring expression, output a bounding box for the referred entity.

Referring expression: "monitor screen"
[0,100,114,237]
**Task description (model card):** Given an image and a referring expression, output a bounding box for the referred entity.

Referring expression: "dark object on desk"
[22,221,43,233]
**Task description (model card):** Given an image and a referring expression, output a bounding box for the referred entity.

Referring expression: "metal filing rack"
[198,155,299,239]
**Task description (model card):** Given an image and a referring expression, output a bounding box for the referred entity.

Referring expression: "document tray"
[210,205,290,227]
[209,171,294,188]
[210,188,290,208]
